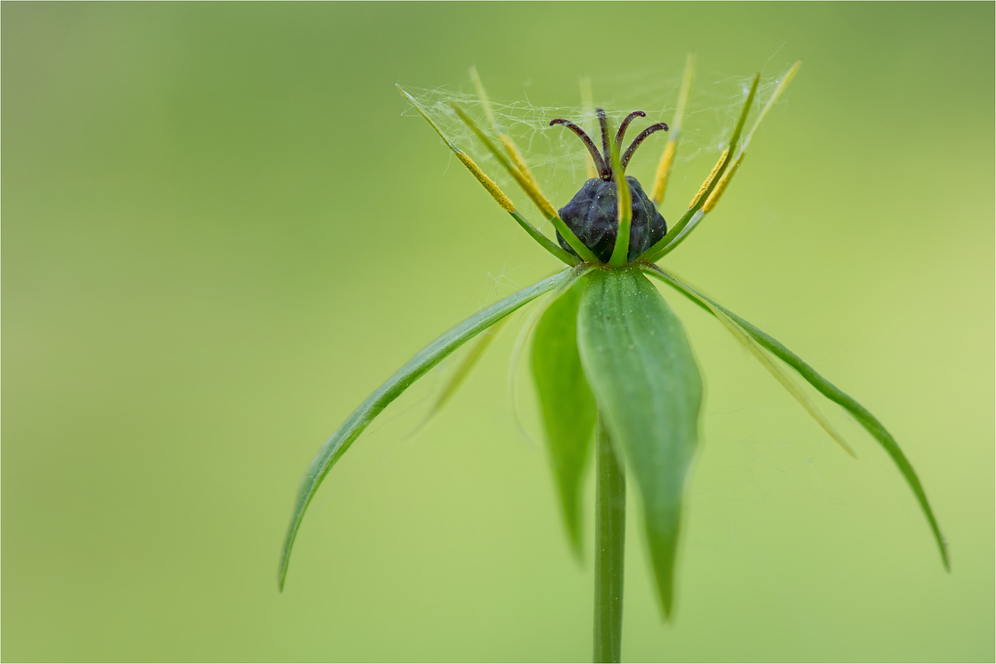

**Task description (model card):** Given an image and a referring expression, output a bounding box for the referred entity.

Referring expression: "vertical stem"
[594,416,626,663]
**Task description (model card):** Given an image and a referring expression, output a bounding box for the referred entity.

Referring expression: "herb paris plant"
[279,59,948,661]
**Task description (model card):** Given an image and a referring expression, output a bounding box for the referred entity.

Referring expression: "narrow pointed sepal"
[423,316,511,426]
[396,85,577,266]
[576,268,704,619]
[531,278,596,556]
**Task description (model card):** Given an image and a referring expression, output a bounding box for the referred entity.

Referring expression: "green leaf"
[279,267,585,590]
[576,268,703,619]
[531,277,596,556]
[644,265,950,571]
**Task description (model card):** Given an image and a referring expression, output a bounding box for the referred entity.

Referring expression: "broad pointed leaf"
[645,265,950,571]
[531,277,596,556]
[576,268,703,618]
[279,267,582,590]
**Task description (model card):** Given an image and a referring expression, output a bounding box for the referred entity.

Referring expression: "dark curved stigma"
[615,110,646,155]
[549,119,610,179]
[621,122,669,170]
[550,108,668,181]
[596,108,611,170]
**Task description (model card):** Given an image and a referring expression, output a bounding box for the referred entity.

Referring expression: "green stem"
[594,416,626,663]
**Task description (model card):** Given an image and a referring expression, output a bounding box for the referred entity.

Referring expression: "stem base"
[594,417,626,663]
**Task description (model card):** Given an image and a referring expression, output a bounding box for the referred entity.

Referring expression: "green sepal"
[576,268,703,619]
[645,265,950,571]
[531,277,597,557]
[425,315,511,423]
[279,267,582,590]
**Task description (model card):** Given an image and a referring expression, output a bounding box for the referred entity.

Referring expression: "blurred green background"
[3,3,993,661]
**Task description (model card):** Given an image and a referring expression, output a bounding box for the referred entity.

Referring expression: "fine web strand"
[398,64,792,226]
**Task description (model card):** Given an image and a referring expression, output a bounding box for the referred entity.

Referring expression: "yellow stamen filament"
[608,118,633,267]
[469,65,496,125]
[578,76,597,180]
[527,178,561,221]
[741,61,801,151]
[457,153,515,212]
[651,53,695,204]
[703,153,744,213]
[450,103,560,221]
[501,135,541,192]
[471,67,547,205]
[688,148,728,209]
[396,86,517,214]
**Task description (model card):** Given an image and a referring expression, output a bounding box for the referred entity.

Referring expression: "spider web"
[400,63,793,209]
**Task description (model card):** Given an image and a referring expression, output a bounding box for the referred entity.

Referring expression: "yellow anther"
[651,54,695,205]
[399,84,579,264]
[650,141,677,204]
[688,148,728,209]
[578,76,598,180]
[451,103,560,221]
[456,153,515,212]
[397,86,517,214]
[470,67,549,211]
[702,153,744,213]
[500,134,541,192]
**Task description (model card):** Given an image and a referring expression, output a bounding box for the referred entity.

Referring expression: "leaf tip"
[568,531,584,564]
[557,484,587,564]
[843,443,858,459]
[655,574,675,623]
